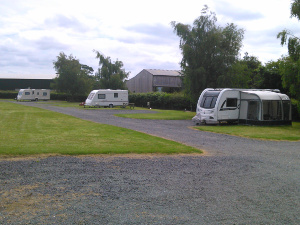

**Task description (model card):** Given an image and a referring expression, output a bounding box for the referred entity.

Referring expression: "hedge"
[0,91,86,102]
[50,93,86,102]
[0,91,18,99]
[129,92,195,111]
[1,90,299,120]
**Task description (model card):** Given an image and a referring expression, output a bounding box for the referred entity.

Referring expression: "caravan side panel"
[216,90,240,122]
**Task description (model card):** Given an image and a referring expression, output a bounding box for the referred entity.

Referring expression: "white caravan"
[17,89,50,101]
[84,89,128,108]
[192,88,292,125]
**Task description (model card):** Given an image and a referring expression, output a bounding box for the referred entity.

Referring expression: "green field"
[0,101,201,156]
[116,109,195,120]
[193,123,300,141]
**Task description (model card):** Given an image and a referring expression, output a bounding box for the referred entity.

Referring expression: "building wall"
[153,75,182,87]
[126,70,153,93]
[126,69,182,93]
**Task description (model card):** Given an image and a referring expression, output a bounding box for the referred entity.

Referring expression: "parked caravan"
[84,89,128,108]
[192,88,291,125]
[16,89,50,101]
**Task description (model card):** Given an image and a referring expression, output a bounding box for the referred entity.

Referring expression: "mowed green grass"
[193,123,300,141]
[0,102,202,156]
[116,109,196,120]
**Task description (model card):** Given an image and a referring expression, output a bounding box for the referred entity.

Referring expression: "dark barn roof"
[0,78,53,90]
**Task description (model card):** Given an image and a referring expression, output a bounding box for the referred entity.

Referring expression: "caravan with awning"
[192,88,292,125]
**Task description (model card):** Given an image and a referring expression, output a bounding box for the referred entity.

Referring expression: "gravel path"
[0,102,299,224]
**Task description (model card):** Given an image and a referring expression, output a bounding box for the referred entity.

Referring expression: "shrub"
[0,90,18,99]
[0,90,86,102]
[129,92,195,110]
[50,92,86,102]
[291,99,300,121]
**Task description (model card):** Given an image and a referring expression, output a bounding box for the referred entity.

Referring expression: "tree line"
[52,1,299,114]
[172,3,299,105]
[52,50,129,98]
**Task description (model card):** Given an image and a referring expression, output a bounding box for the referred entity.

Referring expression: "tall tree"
[171,6,244,102]
[52,52,93,98]
[94,50,129,89]
[242,53,262,88]
[219,53,262,89]
[277,0,300,102]
[258,60,287,92]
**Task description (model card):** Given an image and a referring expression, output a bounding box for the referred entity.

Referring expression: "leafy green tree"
[241,53,262,88]
[218,52,262,88]
[94,50,129,89]
[171,6,244,102]
[279,57,300,98]
[52,52,94,98]
[258,60,287,92]
[277,0,300,102]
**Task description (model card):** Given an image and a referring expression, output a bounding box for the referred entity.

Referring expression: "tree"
[94,50,129,89]
[52,52,94,98]
[279,57,300,98]
[218,52,262,89]
[241,53,262,88]
[171,6,244,102]
[258,60,287,92]
[277,0,300,102]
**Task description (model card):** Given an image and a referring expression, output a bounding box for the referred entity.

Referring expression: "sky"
[0,0,299,79]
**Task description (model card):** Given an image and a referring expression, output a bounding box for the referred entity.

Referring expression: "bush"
[291,99,300,121]
[50,92,86,102]
[129,92,195,110]
[0,90,18,99]
[0,90,86,102]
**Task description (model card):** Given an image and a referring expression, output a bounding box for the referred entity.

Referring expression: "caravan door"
[217,90,240,122]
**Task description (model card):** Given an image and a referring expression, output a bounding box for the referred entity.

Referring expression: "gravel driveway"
[0,102,299,224]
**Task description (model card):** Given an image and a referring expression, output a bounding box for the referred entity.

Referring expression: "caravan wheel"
[109,104,113,108]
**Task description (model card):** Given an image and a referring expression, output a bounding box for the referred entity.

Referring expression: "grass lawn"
[0,101,202,156]
[116,109,196,120]
[33,100,196,119]
[193,123,300,141]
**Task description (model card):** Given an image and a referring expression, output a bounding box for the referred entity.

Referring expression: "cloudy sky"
[0,0,299,79]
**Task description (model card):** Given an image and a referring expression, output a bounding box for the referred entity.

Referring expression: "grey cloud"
[0,36,61,72]
[215,1,264,21]
[34,36,70,50]
[44,14,89,32]
[120,23,178,45]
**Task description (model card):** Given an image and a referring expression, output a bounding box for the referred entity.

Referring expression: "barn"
[126,69,182,93]
[0,78,53,90]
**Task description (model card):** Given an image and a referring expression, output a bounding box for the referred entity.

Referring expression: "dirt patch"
[0,153,209,162]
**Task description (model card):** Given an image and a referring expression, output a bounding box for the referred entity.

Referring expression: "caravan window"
[227,98,237,107]
[114,93,118,98]
[263,101,282,120]
[98,94,106,99]
[25,92,30,95]
[200,91,220,109]
[43,92,47,96]
[88,93,95,100]
[201,97,217,108]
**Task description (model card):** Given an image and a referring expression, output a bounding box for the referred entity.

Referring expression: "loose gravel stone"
[0,101,299,224]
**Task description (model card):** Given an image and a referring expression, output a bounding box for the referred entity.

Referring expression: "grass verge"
[116,109,195,120]
[0,101,201,156]
[193,123,300,141]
